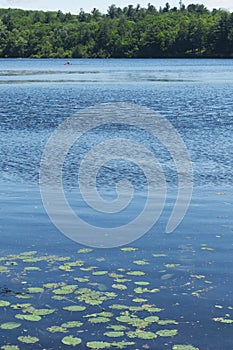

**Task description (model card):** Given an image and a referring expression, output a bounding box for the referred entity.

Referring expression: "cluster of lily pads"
[0,246,230,349]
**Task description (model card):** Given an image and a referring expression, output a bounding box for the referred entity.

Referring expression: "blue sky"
[0,0,232,14]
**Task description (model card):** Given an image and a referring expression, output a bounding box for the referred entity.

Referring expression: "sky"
[0,0,232,14]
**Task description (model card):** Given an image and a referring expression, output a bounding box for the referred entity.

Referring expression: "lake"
[0,58,233,349]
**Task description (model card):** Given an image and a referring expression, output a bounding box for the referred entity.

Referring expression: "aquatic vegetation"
[0,246,229,349]
[0,300,10,307]
[86,341,111,349]
[172,346,199,350]
[17,336,39,344]
[120,247,138,252]
[61,336,82,346]
[47,325,67,333]
[61,321,83,328]
[15,314,41,321]
[0,323,21,330]
[156,329,178,337]
[63,305,86,311]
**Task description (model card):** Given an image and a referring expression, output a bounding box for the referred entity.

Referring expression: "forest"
[0,3,233,58]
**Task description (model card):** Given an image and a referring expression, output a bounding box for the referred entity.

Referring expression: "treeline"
[0,3,233,58]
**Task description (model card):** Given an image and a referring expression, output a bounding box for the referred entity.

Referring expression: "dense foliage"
[0,3,233,58]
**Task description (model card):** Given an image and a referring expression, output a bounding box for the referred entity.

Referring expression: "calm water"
[0,59,233,349]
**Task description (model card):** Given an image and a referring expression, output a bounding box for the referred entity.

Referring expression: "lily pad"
[10,303,31,310]
[17,336,39,344]
[61,321,83,328]
[24,267,41,271]
[0,322,21,330]
[112,284,127,290]
[73,277,89,282]
[120,247,138,251]
[1,346,20,350]
[93,271,108,276]
[0,300,10,307]
[133,298,148,303]
[110,341,135,349]
[127,331,157,339]
[47,326,67,333]
[88,317,110,324]
[109,304,129,310]
[15,314,41,322]
[157,319,178,325]
[156,329,178,337]
[133,260,149,265]
[61,336,82,346]
[78,248,93,253]
[27,287,44,293]
[144,316,160,323]
[107,325,126,331]
[53,285,77,295]
[134,281,150,286]
[172,346,199,350]
[86,341,111,349]
[127,271,145,276]
[63,305,86,312]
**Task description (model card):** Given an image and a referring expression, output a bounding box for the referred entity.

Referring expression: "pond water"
[0,58,233,349]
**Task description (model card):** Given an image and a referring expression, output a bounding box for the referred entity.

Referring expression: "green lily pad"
[47,326,67,333]
[156,329,178,337]
[15,294,32,299]
[157,319,178,325]
[172,346,199,350]
[132,298,148,303]
[1,346,20,350]
[24,267,41,271]
[134,281,150,286]
[127,331,157,339]
[78,248,93,253]
[10,303,31,310]
[27,287,44,293]
[144,316,160,323]
[127,271,145,276]
[120,247,138,251]
[17,336,39,344]
[116,315,132,323]
[110,341,135,349]
[86,342,111,349]
[152,254,167,257]
[213,318,233,323]
[104,331,124,337]
[15,314,41,321]
[92,271,108,276]
[53,285,77,295]
[73,277,89,282]
[61,336,82,346]
[143,306,164,312]
[107,325,126,331]
[133,260,149,265]
[88,317,110,324]
[63,305,86,312]
[109,304,129,310]
[43,282,66,289]
[0,300,10,307]
[0,322,21,330]
[61,321,83,328]
[165,264,180,268]
[112,284,127,290]
[0,266,9,273]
